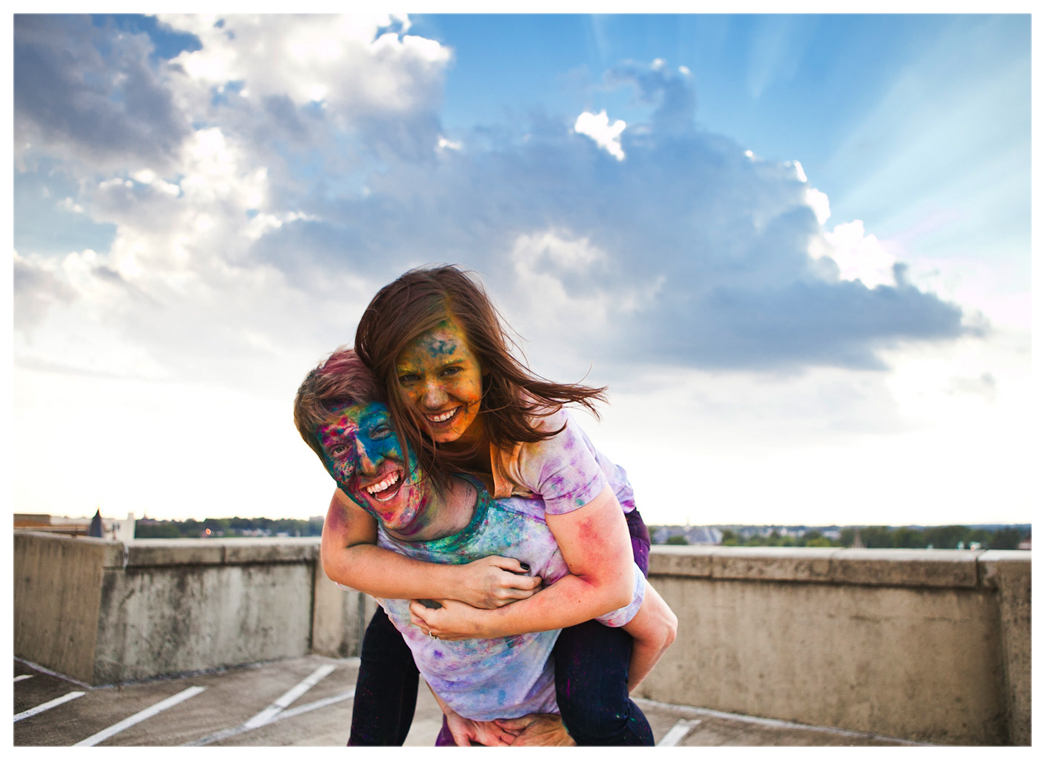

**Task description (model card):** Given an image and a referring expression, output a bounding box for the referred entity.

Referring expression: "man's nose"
[355,438,379,473]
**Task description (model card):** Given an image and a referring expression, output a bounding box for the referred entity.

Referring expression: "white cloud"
[161,14,451,117]
[810,220,897,289]
[804,187,831,225]
[573,110,626,160]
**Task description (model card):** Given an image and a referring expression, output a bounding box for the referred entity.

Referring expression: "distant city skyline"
[11,13,1034,526]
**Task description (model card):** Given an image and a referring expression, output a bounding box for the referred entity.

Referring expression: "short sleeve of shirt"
[493,408,610,515]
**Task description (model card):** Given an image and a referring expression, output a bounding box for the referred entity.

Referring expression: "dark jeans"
[347,509,654,746]
[347,605,419,746]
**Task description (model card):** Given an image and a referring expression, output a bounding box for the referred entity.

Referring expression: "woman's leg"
[347,606,420,746]
[552,508,654,746]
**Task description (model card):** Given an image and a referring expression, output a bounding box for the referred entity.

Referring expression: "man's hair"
[293,347,385,460]
[354,264,607,479]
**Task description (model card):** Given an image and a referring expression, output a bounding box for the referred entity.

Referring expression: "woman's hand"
[444,710,521,746]
[409,598,502,640]
[453,556,542,609]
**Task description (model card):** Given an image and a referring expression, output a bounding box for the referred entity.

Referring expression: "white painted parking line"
[275,687,355,722]
[14,691,85,722]
[185,685,355,746]
[185,665,343,746]
[14,675,34,683]
[73,686,206,747]
[657,719,702,747]
[243,664,336,729]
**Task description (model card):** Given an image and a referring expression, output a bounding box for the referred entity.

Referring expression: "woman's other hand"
[454,556,542,609]
[410,598,498,640]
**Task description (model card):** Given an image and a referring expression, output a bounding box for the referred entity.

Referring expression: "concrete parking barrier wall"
[637,546,1031,746]
[15,533,331,684]
[13,533,1029,744]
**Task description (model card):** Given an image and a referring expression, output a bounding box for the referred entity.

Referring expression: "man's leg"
[348,606,420,745]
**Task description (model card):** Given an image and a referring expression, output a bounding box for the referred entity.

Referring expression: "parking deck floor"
[14,655,927,747]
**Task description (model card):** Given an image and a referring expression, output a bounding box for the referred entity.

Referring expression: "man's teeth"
[366,472,401,497]
[429,408,457,423]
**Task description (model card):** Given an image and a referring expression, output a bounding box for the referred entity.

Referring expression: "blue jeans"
[347,509,654,746]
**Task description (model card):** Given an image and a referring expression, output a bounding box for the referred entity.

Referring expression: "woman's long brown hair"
[355,265,607,484]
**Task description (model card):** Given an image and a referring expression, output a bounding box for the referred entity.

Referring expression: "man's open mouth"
[364,470,403,502]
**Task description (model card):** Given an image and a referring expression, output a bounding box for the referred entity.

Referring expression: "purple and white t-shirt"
[376,481,646,722]
[490,407,636,515]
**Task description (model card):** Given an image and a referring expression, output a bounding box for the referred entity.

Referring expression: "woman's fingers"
[490,581,542,607]
[502,572,542,590]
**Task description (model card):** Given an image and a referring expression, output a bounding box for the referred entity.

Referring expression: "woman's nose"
[422,381,448,409]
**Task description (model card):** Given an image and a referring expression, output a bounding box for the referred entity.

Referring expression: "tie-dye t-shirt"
[376,479,646,722]
[490,407,637,515]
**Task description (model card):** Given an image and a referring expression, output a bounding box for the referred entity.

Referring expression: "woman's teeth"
[428,408,458,423]
[366,471,402,501]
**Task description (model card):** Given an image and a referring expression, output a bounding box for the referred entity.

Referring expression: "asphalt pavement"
[14,655,924,747]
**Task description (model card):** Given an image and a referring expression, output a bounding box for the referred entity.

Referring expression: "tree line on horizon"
[693,525,1028,550]
[135,516,324,539]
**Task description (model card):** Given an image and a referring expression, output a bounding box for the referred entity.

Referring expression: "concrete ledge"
[978,550,1032,589]
[650,546,985,588]
[124,537,320,568]
[125,540,226,567]
[16,530,126,568]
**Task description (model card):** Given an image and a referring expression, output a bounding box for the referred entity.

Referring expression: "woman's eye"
[398,373,419,385]
[442,366,461,376]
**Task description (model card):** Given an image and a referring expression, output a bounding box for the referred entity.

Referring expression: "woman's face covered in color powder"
[316,402,433,536]
[395,317,484,444]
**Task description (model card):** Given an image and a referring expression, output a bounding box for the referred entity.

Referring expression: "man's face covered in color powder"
[316,402,432,536]
[395,317,484,444]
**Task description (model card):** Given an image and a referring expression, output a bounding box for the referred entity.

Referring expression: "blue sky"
[10,12,1035,526]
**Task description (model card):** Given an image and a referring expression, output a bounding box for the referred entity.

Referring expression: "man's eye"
[329,445,348,457]
[371,425,392,440]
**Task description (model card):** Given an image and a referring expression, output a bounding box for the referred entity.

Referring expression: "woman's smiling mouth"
[427,407,460,424]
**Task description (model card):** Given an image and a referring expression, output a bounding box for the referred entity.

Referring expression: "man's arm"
[321,488,540,609]
[409,485,635,637]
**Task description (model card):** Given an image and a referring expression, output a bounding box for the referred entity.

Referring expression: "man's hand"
[444,710,521,746]
[494,713,575,746]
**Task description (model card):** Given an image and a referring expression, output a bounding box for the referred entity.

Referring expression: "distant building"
[14,512,135,541]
